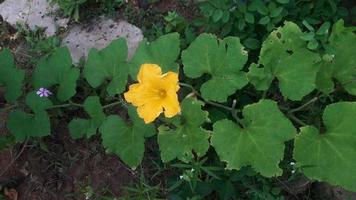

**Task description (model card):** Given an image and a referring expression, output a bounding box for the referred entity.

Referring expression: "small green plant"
[15,24,61,63]
[194,0,349,49]
[121,170,161,200]
[50,0,125,21]
[51,0,87,21]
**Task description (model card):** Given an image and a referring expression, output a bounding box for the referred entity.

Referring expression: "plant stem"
[179,82,243,124]
[261,90,268,99]
[287,113,307,127]
[204,100,234,111]
[179,82,238,111]
[69,100,84,107]
[179,82,196,90]
[49,103,71,109]
[49,100,84,109]
[102,101,123,109]
[288,97,318,114]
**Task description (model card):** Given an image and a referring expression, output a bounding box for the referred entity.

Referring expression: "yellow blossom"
[124,64,180,123]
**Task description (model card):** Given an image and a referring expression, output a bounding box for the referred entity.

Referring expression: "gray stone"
[0,0,68,36]
[62,17,143,64]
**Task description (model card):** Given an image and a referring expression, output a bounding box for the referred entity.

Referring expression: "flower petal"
[124,83,146,106]
[161,72,180,92]
[137,102,163,123]
[163,91,180,118]
[137,64,162,83]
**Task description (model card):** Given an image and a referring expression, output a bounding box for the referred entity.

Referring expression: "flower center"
[158,89,167,98]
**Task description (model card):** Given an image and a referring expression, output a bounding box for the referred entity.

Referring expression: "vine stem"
[179,82,236,111]
[49,100,84,109]
[49,98,125,110]
[102,100,124,109]
[287,113,307,127]
[288,97,318,114]
[179,82,243,125]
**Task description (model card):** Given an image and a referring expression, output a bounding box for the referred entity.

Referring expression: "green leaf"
[243,38,260,50]
[99,107,155,168]
[84,38,128,96]
[129,33,180,79]
[68,96,106,139]
[257,3,268,15]
[294,102,356,192]
[158,98,210,163]
[307,39,319,50]
[182,34,248,102]
[212,9,223,22]
[221,11,230,23]
[0,48,25,102]
[302,20,315,31]
[8,111,51,142]
[25,92,53,113]
[316,22,330,35]
[244,12,254,24]
[276,0,289,4]
[315,58,334,94]
[270,7,283,18]
[247,63,273,91]
[316,20,356,95]
[300,32,315,41]
[258,16,270,25]
[211,100,296,177]
[247,21,321,100]
[33,47,79,102]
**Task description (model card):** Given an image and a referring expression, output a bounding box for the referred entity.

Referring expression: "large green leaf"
[182,34,248,102]
[0,48,25,102]
[294,102,356,192]
[25,92,53,113]
[33,47,79,102]
[129,33,180,79]
[211,100,296,177]
[158,98,210,163]
[68,96,106,139]
[84,38,129,96]
[316,20,356,95]
[7,111,50,142]
[99,107,155,168]
[247,21,321,100]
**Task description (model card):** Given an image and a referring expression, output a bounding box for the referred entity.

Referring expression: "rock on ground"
[0,0,68,36]
[62,17,143,64]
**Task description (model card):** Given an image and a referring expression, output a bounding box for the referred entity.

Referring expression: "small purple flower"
[36,87,52,97]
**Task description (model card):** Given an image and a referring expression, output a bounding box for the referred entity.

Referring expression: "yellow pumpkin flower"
[124,64,181,123]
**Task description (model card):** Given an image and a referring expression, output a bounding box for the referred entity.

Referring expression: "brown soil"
[0,112,138,200]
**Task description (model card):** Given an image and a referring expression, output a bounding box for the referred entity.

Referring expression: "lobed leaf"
[247,21,321,101]
[294,102,356,192]
[211,100,296,177]
[0,48,25,102]
[182,34,248,102]
[99,107,155,169]
[8,111,50,142]
[33,47,79,102]
[158,98,210,163]
[84,38,129,96]
[68,96,106,139]
[129,33,180,79]
[25,92,53,113]
[316,20,356,95]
